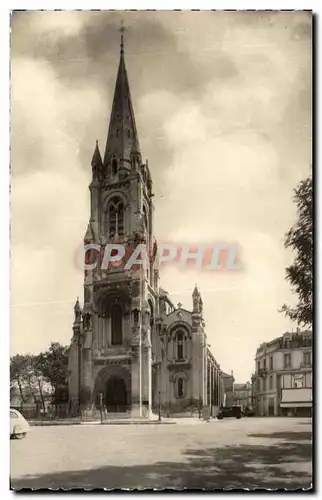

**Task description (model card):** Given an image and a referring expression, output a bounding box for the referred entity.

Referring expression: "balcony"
[300,362,312,369]
[258,368,267,378]
[280,337,312,350]
[280,365,292,370]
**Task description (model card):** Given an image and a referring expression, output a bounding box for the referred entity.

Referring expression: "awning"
[280,402,312,408]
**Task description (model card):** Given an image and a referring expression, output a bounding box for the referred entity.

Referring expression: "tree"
[281,176,313,327]
[10,353,49,410]
[10,344,69,410]
[10,354,30,403]
[38,343,69,403]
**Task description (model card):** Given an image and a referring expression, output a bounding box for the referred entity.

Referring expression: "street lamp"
[158,391,161,421]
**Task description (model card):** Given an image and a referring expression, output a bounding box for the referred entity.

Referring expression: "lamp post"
[99,392,103,424]
[158,391,161,421]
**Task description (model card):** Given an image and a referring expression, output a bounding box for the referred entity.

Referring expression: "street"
[11,417,312,490]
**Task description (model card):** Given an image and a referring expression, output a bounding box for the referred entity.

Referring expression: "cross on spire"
[119,19,127,53]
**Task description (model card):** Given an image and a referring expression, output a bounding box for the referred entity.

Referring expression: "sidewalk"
[29,418,177,426]
[29,416,216,426]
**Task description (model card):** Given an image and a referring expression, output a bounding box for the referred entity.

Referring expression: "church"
[68,34,226,418]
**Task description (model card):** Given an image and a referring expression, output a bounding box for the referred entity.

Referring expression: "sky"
[11,11,312,382]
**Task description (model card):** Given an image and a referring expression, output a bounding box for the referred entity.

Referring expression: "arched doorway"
[105,375,128,412]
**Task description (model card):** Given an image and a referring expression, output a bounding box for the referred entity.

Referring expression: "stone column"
[209,365,212,410]
[107,317,111,345]
[141,340,152,417]
[93,314,98,351]
[204,353,208,405]
[82,345,94,408]
[131,344,141,417]
[191,316,201,405]
[201,344,204,404]
[216,370,220,406]
[141,304,152,418]
[131,306,142,417]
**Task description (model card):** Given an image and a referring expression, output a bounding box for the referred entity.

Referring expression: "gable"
[164,308,192,328]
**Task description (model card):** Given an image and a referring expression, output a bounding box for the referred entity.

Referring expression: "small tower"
[192,284,202,314]
[91,140,103,182]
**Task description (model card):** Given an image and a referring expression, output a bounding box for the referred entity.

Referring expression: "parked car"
[10,409,29,439]
[217,406,242,419]
[242,407,255,417]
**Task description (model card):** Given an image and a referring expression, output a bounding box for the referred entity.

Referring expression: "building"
[233,382,252,409]
[253,331,312,417]
[222,371,235,407]
[68,35,226,418]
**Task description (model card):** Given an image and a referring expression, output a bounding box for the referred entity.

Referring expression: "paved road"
[11,417,312,490]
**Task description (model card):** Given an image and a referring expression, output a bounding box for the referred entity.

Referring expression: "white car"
[10,409,29,439]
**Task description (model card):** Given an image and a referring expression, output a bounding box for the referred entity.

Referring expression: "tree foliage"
[10,343,69,406]
[281,176,313,327]
[10,354,30,403]
[38,343,69,402]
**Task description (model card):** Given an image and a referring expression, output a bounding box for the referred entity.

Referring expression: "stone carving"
[94,358,131,366]
[141,325,148,340]
[133,308,139,326]
[131,345,140,360]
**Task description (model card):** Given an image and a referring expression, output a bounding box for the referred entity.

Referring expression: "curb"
[29,420,177,427]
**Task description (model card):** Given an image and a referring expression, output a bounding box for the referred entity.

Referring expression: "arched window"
[108,197,124,238]
[112,159,118,176]
[148,300,154,329]
[178,378,184,398]
[177,332,184,360]
[111,303,122,345]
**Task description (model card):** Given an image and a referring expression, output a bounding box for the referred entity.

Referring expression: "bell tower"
[70,29,159,418]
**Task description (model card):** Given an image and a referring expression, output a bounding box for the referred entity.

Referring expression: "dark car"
[242,407,255,417]
[217,406,242,419]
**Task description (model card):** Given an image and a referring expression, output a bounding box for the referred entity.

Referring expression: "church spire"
[104,25,140,165]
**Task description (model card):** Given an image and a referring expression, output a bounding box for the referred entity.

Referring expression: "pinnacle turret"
[91,140,102,167]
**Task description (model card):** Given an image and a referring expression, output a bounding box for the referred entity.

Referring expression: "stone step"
[102,413,130,419]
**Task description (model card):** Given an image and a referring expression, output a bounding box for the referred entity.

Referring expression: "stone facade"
[252,330,312,417]
[233,382,253,409]
[68,39,225,418]
[222,372,235,407]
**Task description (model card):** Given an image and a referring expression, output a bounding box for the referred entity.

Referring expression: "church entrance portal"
[105,375,128,412]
